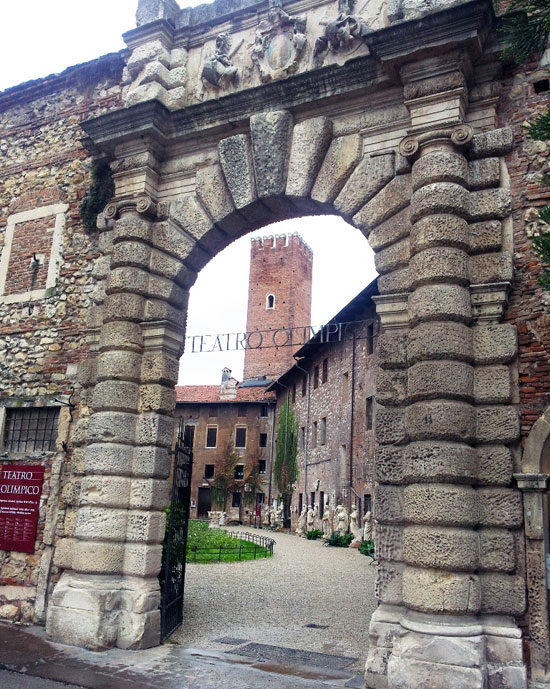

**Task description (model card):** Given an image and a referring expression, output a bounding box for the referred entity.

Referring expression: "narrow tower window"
[266,294,275,309]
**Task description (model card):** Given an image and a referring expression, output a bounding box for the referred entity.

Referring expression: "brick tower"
[243,233,313,381]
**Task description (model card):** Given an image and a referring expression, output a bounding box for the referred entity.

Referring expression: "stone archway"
[44,1,528,687]
[516,408,550,685]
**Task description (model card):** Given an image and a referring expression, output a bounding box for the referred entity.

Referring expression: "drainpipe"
[348,331,357,515]
[293,356,311,508]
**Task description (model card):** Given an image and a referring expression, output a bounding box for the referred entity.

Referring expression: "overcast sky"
[2,1,377,385]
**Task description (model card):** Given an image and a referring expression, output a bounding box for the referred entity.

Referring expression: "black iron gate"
[160,419,193,641]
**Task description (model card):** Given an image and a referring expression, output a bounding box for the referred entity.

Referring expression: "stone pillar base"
[46,572,161,650]
[366,607,527,689]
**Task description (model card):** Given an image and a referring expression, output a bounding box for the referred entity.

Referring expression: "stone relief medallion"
[250,0,307,83]
[314,0,373,67]
[201,33,242,91]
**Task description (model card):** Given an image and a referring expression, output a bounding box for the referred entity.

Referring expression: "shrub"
[305,529,323,540]
[326,532,353,547]
[359,540,375,558]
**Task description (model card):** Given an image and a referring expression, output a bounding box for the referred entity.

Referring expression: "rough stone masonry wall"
[0,54,124,623]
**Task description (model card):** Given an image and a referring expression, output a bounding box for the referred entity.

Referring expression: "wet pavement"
[0,622,366,689]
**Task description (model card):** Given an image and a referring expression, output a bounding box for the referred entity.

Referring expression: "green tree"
[210,442,240,510]
[500,0,550,288]
[273,396,299,523]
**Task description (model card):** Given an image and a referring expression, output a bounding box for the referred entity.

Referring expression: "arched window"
[266,294,275,309]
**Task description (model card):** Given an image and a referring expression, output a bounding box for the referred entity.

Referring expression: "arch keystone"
[286,116,332,198]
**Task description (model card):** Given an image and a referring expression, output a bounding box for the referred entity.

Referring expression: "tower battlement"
[250,232,313,256]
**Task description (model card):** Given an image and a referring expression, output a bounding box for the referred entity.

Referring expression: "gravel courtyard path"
[172,526,378,671]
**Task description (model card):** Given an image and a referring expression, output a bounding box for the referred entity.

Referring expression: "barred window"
[4,407,59,453]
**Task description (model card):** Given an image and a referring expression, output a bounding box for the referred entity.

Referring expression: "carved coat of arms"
[314,0,372,66]
[251,0,307,83]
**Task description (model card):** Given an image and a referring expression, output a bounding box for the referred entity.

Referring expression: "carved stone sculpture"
[263,505,271,527]
[322,508,331,537]
[296,505,307,537]
[363,510,373,542]
[201,33,240,90]
[218,511,227,526]
[314,0,372,67]
[276,504,284,530]
[270,506,277,528]
[306,504,315,532]
[251,0,307,83]
[336,505,349,536]
[350,506,362,543]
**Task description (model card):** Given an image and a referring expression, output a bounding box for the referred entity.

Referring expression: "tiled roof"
[175,385,275,404]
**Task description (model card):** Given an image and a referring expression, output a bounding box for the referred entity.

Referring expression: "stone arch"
[45,109,410,652]
[517,407,550,683]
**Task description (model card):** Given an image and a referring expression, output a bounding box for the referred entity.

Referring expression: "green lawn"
[186,520,272,564]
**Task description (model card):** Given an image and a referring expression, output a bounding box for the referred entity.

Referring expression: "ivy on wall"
[79,162,114,233]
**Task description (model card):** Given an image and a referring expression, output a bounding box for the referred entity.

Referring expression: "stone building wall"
[270,286,378,531]
[0,53,125,623]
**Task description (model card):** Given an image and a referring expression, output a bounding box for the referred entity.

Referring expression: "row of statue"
[295,503,373,545]
[201,0,373,91]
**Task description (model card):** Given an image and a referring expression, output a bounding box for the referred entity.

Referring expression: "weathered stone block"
[92,381,140,413]
[476,406,520,444]
[403,525,479,571]
[111,241,151,270]
[409,247,468,288]
[103,293,146,323]
[75,507,128,542]
[374,485,404,523]
[375,562,404,605]
[469,220,502,254]
[402,567,480,615]
[140,351,179,386]
[100,322,142,352]
[80,475,132,508]
[96,351,142,383]
[376,524,403,561]
[377,332,408,369]
[218,134,256,209]
[335,152,395,217]
[468,128,514,160]
[408,321,472,364]
[135,413,175,448]
[411,214,469,254]
[123,543,163,578]
[411,182,469,223]
[473,325,517,365]
[107,267,149,296]
[412,150,468,191]
[149,249,194,288]
[405,400,476,443]
[46,602,119,651]
[393,629,485,668]
[375,446,404,484]
[117,609,161,650]
[376,407,407,445]
[88,412,137,446]
[195,164,235,225]
[311,134,362,204]
[85,443,134,476]
[403,442,477,484]
[368,206,412,252]
[378,267,412,295]
[377,369,408,405]
[477,446,513,486]
[470,252,513,285]
[478,488,522,528]
[487,665,527,689]
[408,360,473,402]
[147,274,187,306]
[480,574,526,616]
[354,174,412,233]
[486,634,523,665]
[408,284,471,326]
[286,116,332,198]
[72,541,125,575]
[469,158,500,190]
[129,479,169,510]
[150,221,196,263]
[479,529,515,572]
[474,366,512,404]
[138,384,176,415]
[469,189,512,222]
[404,484,478,526]
[132,446,171,479]
[126,510,165,544]
[375,238,410,275]
[250,110,293,199]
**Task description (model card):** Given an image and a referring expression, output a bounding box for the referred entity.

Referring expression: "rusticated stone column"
[46,197,189,650]
[366,119,526,688]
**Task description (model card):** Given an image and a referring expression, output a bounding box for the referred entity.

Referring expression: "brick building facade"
[243,233,312,381]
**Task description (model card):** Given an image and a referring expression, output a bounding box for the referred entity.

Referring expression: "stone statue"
[263,505,271,527]
[201,33,240,89]
[322,508,331,538]
[314,0,372,66]
[276,504,284,529]
[333,504,342,533]
[218,511,227,526]
[296,505,307,537]
[306,504,315,532]
[336,505,349,536]
[363,511,373,542]
[270,506,277,528]
[350,506,362,543]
